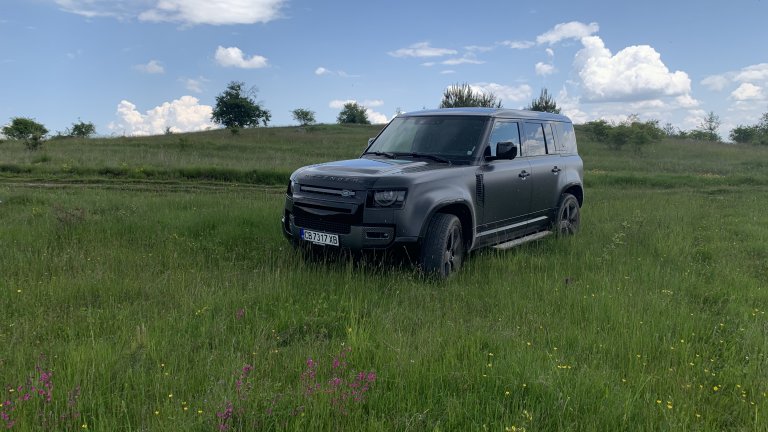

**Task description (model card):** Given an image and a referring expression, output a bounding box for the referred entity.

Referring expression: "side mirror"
[484,141,518,161]
[367,137,375,146]
[497,141,518,160]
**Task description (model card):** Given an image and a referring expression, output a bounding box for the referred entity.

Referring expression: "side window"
[544,123,557,154]
[554,122,578,154]
[487,121,520,156]
[522,122,547,157]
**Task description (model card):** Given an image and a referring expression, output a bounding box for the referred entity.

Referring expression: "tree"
[291,108,316,126]
[2,117,48,150]
[526,88,561,113]
[211,81,271,130]
[439,83,502,108]
[68,120,96,138]
[729,109,768,145]
[696,111,721,141]
[337,102,370,125]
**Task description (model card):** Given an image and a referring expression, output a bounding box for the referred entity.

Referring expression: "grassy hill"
[0,125,766,431]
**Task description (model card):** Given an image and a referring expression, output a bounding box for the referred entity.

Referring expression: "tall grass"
[0,126,766,430]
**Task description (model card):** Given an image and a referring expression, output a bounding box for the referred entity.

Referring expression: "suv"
[282,108,584,278]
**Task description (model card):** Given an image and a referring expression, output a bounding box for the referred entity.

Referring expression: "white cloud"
[108,96,214,136]
[500,40,535,49]
[139,0,285,25]
[574,36,691,102]
[215,46,268,69]
[181,77,208,93]
[734,63,768,82]
[362,99,384,107]
[56,0,286,25]
[731,83,764,101]
[366,109,388,124]
[535,62,555,76]
[701,75,729,91]
[469,83,532,104]
[537,21,599,45]
[388,42,457,58]
[441,56,484,66]
[465,45,494,53]
[675,94,700,108]
[440,70,456,74]
[316,67,360,78]
[545,48,554,57]
[134,59,164,74]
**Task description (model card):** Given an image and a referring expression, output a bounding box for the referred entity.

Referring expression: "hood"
[293,157,442,188]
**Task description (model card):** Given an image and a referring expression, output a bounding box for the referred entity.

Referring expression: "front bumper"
[282,195,417,249]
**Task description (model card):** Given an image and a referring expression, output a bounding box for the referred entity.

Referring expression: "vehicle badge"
[341,190,355,197]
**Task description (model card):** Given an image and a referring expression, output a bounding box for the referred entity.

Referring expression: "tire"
[420,213,465,278]
[554,193,581,235]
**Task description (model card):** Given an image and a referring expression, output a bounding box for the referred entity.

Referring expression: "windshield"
[366,116,488,163]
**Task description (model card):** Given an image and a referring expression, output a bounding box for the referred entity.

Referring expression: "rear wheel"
[420,213,464,278]
[554,193,580,235]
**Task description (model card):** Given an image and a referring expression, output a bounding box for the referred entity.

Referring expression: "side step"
[493,231,552,250]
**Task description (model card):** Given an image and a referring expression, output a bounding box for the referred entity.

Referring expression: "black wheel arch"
[419,201,476,251]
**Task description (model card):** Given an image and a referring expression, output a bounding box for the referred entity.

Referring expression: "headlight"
[370,190,406,208]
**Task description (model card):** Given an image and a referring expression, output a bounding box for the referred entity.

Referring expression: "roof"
[401,107,571,122]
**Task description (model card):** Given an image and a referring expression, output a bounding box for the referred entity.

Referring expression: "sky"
[1,0,767,140]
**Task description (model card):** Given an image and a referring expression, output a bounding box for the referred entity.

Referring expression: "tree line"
[3,80,767,150]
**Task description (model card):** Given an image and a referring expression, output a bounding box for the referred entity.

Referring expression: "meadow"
[1,126,766,431]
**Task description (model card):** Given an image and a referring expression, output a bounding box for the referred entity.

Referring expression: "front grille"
[294,213,351,234]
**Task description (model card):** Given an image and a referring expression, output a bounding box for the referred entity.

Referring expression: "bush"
[2,117,48,151]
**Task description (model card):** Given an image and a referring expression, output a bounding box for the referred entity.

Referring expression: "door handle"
[551,166,562,173]
[519,171,530,178]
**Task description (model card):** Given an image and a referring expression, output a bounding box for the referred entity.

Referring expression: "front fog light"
[372,190,406,207]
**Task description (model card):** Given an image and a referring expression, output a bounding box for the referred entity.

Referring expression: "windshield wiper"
[393,152,452,164]
[362,151,396,159]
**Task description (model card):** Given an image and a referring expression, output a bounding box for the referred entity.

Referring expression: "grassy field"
[1,126,766,431]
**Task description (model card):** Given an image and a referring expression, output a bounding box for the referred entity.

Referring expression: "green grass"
[0,126,766,431]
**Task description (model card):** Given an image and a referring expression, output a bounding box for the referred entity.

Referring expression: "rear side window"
[522,122,547,157]
[554,122,578,154]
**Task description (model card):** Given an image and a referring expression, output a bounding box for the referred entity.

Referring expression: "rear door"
[522,122,562,219]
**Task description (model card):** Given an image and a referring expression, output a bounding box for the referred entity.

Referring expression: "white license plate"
[301,229,339,246]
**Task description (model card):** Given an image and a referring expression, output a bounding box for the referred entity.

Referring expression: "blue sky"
[2,0,767,139]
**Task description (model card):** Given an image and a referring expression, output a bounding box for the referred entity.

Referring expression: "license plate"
[301,229,339,246]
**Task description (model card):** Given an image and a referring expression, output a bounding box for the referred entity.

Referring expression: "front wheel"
[554,193,581,235]
[420,213,465,278]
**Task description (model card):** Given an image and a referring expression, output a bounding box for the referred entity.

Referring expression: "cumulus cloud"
[535,62,555,76]
[108,96,214,136]
[701,75,730,91]
[388,42,457,58]
[537,21,599,45]
[315,67,331,75]
[731,83,764,101]
[734,63,768,82]
[56,0,286,25]
[134,60,164,74]
[215,46,268,69]
[139,0,284,25]
[574,36,691,102]
[469,83,532,104]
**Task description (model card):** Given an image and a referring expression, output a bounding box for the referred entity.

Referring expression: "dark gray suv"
[282,108,584,278]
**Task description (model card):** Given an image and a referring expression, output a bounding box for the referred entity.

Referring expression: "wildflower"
[505,390,510,396]
[82,423,88,429]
